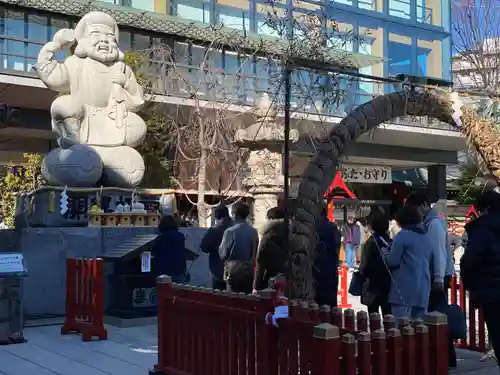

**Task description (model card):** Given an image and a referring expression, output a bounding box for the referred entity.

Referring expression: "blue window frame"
[217,4,250,31]
[171,0,211,24]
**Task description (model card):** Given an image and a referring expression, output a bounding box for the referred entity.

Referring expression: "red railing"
[152,275,450,375]
[450,273,487,352]
[61,258,108,342]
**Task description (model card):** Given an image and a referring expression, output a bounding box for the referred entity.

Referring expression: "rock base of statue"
[41,144,145,188]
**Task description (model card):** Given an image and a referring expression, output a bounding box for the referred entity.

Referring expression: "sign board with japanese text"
[0,253,27,275]
[340,165,392,184]
[132,287,157,308]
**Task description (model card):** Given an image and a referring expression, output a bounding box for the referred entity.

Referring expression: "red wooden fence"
[61,258,108,342]
[450,273,487,352]
[151,275,449,375]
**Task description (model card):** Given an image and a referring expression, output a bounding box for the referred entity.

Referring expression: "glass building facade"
[98,0,452,81]
[0,0,451,119]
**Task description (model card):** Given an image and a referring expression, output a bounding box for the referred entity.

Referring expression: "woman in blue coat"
[385,205,431,324]
[152,215,187,283]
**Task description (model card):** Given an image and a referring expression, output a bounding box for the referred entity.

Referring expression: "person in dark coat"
[152,215,187,283]
[252,207,287,294]
[359,212,392,316]
[461,190,500,368]
[200,205,233,290]
[314,205,342,307]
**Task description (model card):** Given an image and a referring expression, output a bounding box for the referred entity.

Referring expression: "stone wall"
[5,226,209,319]
[20,227,102,318]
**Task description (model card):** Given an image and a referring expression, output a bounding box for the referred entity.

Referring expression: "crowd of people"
[150,189,500,370]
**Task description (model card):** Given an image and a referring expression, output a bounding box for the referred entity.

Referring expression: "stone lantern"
[234,94,299,231]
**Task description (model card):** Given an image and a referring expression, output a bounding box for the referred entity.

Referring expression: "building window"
[388,33,413,76]
[100,0,156,12]
[3,9,25,71]
[417,38,445,79]
[49,17,71,61]
[119,31,132,51]
[389,0,411,20]
[125,0,156,12]
[217,5,249,31]
[329,0,354,7]
[216,0,250,31]
[171,0,211,24]
[358,39,374,103]
[359,0,378,11]
[26,14,47,71]
[255,3,283,38]
[0,8,76,73]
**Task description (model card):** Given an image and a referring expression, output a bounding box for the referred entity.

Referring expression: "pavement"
[0,324,157,375]
[0,317,497,375]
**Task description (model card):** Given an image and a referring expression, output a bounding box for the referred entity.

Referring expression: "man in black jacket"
[461,190,500,367]
[314,205,342,307]
[200,205,232,290]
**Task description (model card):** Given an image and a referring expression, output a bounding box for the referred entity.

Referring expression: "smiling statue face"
[86,24,119,63]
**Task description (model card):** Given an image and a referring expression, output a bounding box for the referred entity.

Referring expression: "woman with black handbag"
[359,213,392,316]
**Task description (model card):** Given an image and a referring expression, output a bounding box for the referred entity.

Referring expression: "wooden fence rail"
[61,258,107,342]
[450,273,487,352]
[150,275,449,375]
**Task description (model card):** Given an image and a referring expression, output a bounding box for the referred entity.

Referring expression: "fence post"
[424,312,448,375]
[414,323,430,375]
[371,330,387,375]
[342,334,356,375]
[357,331,371,375]
[357,310,369,332]
[90,258,107,341]
[311,323,340,375]
[257,288,277,375]
[387,328,402,375]
[401,325,416,375]
[151,275,173,375]
[61,258,77,335]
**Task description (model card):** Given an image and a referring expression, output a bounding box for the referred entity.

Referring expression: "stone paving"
[0,319,498,375]
[0,324,157,375]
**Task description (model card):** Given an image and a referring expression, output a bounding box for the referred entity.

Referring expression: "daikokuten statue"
[37,12,146,187]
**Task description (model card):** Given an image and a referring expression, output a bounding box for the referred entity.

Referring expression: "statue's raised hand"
[52,29,76,50]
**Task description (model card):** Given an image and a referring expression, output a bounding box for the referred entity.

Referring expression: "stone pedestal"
[244,148,284,232]
[233,93,299,230]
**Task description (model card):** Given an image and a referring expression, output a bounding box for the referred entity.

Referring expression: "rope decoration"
[449,92,464,129]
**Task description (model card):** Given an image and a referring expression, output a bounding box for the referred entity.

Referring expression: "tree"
[128,43,252,227]
[452,0,500,203]
[453,0,500,93]
[456,153,486,204]
[0,153,43,227]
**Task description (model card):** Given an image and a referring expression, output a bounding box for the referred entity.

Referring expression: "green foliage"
[0,153,43,227]
[124,51,173,188]
[456,161,484,205]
